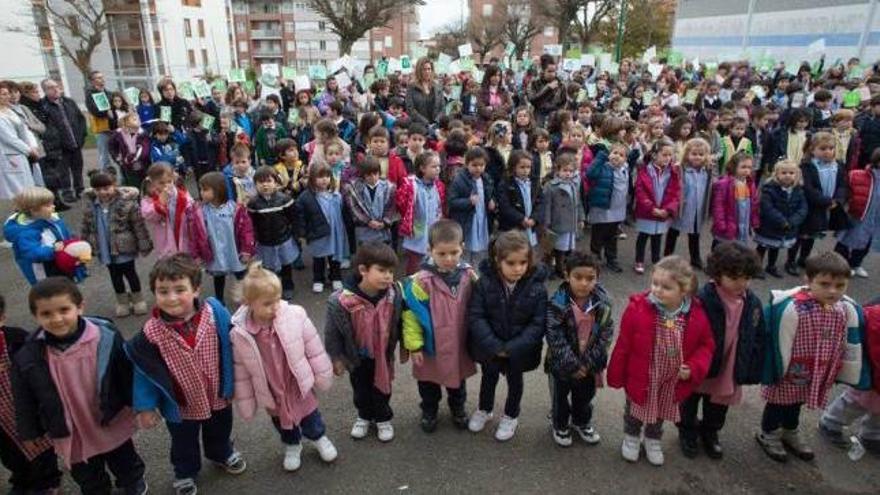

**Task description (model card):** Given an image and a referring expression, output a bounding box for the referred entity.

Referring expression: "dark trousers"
[277,263,295,296]
[550,374,597,430]
[350,358,393,422]
[271,409,326,445]
[756,245,781,269]
[165,406,234,479]
[788,237,815,266]
[417,380,467,416]
[312,256,341,284]
[635,232,662,264]
[478,361,524,418]
[0,428,61,493]
[212,270,246,303]
[664,228,701,264]
[63,148,85,195]
[835,240,872,268]
[590,222,619,262]
[39,155,69,193]
[761,402,803,432]
[69,439,145,495]
[677,393,729,440]
[107,260,141,294]
[623,400,664,439]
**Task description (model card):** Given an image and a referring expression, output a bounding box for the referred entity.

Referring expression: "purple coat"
[711,175,760,240]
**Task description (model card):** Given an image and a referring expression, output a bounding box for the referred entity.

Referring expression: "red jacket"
[187,201,256,265]
[847,166,875,221]
[634,164,682,221]
[864,305,880,394]
[361,151,409,189]
[396,176,446,238]
[607,292,715,406]
[710,175,760,240]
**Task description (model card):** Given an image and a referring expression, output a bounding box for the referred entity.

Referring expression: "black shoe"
[796,258,806,268]
[61,192,76,204]
[702,430,723,460]
[54,201,71,212]
[784,263,800,277]
[450,408,468,430]
[679,434,699,458]
[605,261,623,273]
[420,413,438,433]
[765,266,783,278]
[691,259,704,271]
[754,270,766,280]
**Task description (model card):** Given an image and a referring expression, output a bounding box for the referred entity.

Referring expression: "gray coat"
[405,83,444,125]
[542,178,583,234]
[324,286,402,371]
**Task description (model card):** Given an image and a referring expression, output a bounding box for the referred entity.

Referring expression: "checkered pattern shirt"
[0,334,52,460]
[144,304,228,421]
[629,311,684,424]
[762,294,847,409]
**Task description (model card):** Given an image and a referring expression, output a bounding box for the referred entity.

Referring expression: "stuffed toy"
[54,239,91,282]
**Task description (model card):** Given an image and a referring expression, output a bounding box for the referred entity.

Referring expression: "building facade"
[468,0,559,62]
[1,1,69,90]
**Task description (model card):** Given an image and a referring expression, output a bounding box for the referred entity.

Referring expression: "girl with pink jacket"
[711,151,759,248]
[231,265,336,472]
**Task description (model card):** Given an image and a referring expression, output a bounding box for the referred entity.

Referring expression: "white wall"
[154,0,234,81]
[0,0,48,85]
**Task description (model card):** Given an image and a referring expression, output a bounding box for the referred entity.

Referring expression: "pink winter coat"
[140,187,193,258]
[230,302,333,421]
[710,175,759,240]
[634,164,682,221]
[187,201,256,264]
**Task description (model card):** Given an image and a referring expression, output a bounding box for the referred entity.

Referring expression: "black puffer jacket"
[294,189,330,241]
[800,160,850,234]
[467,259,548,372]
[248,191,297,246]
[697,283,765,385]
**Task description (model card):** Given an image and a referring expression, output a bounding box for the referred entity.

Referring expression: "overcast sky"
[419,0,468,38]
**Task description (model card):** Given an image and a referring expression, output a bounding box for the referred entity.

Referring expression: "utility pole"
[614,0,626,62]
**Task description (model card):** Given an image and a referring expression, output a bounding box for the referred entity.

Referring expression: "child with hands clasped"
[467,231,548,441]
[754,159,807,278]
[497,149,543,246]
[141,163,194,258]
[248,166,301,300]
[633,138,681,274]
[231,264,337,472]
[325,242,403,442]
[344,157,399,245]
[607,256,714,466]
[664,138,711,269]
[126,254,246,495]
[544,252,614,447]
[710,151,759,248]
[543,152,584,279]
[448,147,496,265]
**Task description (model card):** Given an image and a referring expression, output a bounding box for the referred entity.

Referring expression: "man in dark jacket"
[40,78,87,201]
[527,54,567,127]
[84,71,113,171]
[857,95,880,165]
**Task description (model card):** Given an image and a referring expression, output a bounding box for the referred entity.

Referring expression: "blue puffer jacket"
[3,212,75,285]
[586,150,614,209]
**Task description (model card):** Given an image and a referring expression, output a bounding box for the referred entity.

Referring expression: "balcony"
[105,0,155,15]
[253,47,283,57]
[250,29,282,39]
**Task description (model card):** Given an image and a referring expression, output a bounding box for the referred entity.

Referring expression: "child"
[109,112,151,188]
[757,251,856,463]
[344,157,398,245]
[449,147,496,265]
[767,108,810,173]
[137,88,157,131]
[13,277,145,493]
[544,252,613,447]
[254,111,287,168]
[397,151,446,275]
[188,172,256,305]
[150,121,186,175]
[834,148,880,278]
[665,138,711,269]
[586,143,629,273]
[3,186,81,285]
[0,294,61,494]
[497,149,543,246]
[531,128,554,183]
[710,151,759,247]
[719,117,753,175]
[223,143,257,204]
[512,106,535,151]
[231,264,337,471]
[755,159,807,278]
[440,128,468,185]
[485,120,513,187]
[126,254,247,495]
[363,125,407,187]
[325,241,402,442]
[395,122,428,177]
[633,139,681,274]
[295,162,349,293]
[679,243,765,459]
[305,118,351,166]
[787,132,849,275]
[607,255,714,466]
[249,166,300,300]
[273,138,307,197]
[543,152,583,279]
[186,111,220,182]
[81,170,153,317]
[402,220,477,432]
[141,163,193,258]
[324,141,348,192]
[467,230,548,441]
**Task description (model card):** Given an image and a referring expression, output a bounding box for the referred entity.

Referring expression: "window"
[373,40,383,52]
[296,21,319,31]
[236,21,245,34]
[384,35,393,48]
[482,4,493,17]
[318,21,326,31]
[184,19,192,37]
[543,26,554,37]
[201,49,209,66]
[286,41,296,52]
[294,2,307,11]
[284,21,294,32]
[198,19,205,38]
[238,41,249,52]
[187,49,196,67]
[319,40,326,50]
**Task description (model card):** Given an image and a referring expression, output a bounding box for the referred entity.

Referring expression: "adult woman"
[317,76,349,116]
[156,78,192,129]
[405,57,444,126]
[9,82,46,186]
[527,54,567,127]
[477,65,513,129]
[0,81,38,199]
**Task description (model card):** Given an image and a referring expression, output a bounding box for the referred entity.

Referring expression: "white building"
[0,0,70,91]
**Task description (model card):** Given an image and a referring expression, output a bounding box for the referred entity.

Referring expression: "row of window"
[183,18,206,38]
[235,20,326,34]
[237,40,337,52]
[187,48,210,68]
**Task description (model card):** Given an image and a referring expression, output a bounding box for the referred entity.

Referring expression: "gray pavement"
[0,153,878,494]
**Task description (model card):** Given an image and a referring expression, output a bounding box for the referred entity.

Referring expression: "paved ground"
[1,152,878,494]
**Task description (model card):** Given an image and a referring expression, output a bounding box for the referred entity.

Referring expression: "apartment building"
[469,0,558,62]
[1,0,68,88]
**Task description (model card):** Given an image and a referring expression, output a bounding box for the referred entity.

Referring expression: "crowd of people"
[0,49,878,494]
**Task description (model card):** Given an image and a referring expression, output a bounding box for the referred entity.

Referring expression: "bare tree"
[306,0,425,56]
[572,0,617,48]
[500,0,543,60]
[432,21,469,58]
[534,0,580,51]
[468,14,505,63]
[534,0,617,50]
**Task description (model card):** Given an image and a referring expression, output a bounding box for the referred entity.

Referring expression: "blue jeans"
[165,406,234,479]
[95,132,112,171]
[272,409,326,445]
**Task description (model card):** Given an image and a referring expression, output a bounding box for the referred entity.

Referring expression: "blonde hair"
[487,120,511,145]
[653,255,698,296]
[240,263,282,302]
[681,137,710,167]
[770,159,803,185]
[14,186,55,213]
[809,131,836,152]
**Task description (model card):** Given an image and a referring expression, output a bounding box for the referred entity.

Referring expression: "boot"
[781,428,815,461]
[115,293,131,318]
[130,292,149,315]
[756,429,788,462]
[701,429,723,460]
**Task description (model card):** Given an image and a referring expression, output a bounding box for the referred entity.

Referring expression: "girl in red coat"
[633,139,681,274]
[710,151,759,248]
[608,255,714,466]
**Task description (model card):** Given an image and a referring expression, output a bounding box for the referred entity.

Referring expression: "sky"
[419,0,469,38]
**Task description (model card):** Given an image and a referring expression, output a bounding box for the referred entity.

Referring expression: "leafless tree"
[500,0,543,60]
[306,0,425,56]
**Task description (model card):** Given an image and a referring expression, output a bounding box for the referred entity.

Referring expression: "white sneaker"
[312,435,337,462]
[376,421,394,442]
[621,434,641,462]
[312,282,324,293]
[552,428,573,447]
[282,444,302,471]
[340,259,351,269]
[644,438,664,466]
[0,240,11,249]
[332,280,343,291]
[468,410,493,432]
[350,418,370,439]
[494,415,518,442]
[573,424,601,445]
[854,267,869,278]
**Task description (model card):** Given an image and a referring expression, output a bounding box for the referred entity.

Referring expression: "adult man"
[84,70,113,170]
[40,79,86,200]
[526,54,567,127]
